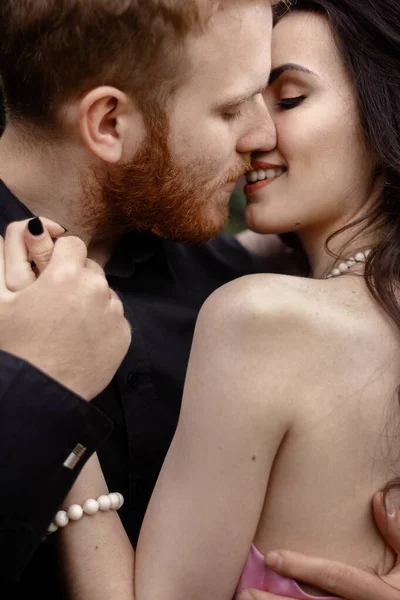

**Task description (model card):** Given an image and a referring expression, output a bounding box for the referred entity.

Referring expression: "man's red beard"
[80,115,250,243]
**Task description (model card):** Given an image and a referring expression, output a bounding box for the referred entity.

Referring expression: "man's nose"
[237,95,276,155]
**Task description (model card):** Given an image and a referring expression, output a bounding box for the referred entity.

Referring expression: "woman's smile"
[244,162,287,196]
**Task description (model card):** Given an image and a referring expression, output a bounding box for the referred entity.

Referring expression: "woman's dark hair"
[275,0,400,496]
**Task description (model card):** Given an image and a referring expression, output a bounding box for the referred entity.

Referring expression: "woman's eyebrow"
[268,63,318,85]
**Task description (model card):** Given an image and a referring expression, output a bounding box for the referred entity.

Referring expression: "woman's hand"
[0,216,131,401]
[4,216,64,290]
[238,492,400,600]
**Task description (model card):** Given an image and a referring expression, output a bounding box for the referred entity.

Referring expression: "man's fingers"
[241,495,400,600]
[264,550,400,600]
[237,591,293,600]
[372,491,400,590]
[373,492,400,558]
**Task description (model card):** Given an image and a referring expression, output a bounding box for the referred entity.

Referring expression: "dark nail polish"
[28,217,44,236]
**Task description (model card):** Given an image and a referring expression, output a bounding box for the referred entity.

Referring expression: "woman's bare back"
[251,272,400,575]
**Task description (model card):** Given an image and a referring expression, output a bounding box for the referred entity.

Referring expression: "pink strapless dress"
[235,545,339,599]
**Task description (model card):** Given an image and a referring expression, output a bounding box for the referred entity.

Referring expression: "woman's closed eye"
[278,95,306,110]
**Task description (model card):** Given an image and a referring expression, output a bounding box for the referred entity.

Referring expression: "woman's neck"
[297,197,383,279]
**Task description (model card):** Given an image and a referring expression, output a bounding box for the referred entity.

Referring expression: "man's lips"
[221,167,249,192]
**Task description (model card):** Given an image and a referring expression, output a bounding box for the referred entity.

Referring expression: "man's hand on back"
[238,492,400,600]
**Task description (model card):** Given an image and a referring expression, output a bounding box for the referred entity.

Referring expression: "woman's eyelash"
[278,95,306,110]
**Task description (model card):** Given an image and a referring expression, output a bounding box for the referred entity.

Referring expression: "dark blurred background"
[0,88,247,235]
[0,87,4,133]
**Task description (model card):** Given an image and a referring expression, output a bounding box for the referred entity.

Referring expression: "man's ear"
[79,86,141,163]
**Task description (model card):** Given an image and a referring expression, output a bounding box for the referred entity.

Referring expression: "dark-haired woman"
[57,1,400,598]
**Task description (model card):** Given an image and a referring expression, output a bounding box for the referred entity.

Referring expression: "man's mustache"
[221,157,252,186]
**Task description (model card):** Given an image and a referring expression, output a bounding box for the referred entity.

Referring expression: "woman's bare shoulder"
[186,275,312,432]
[199,273,326,329]
[189,274,329,423]
[197,272,390,349]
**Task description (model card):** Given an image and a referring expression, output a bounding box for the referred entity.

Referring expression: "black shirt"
[0,180,269,598]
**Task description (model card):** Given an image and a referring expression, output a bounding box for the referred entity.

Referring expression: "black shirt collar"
[105,230,166,279]
[0,180,34,230]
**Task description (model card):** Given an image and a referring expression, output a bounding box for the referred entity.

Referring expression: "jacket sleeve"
[0,350,113,581]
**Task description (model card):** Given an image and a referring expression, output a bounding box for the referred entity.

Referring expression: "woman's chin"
[244,204,282,235]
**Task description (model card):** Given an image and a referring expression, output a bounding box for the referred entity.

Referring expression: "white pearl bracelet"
[46,492,124,534]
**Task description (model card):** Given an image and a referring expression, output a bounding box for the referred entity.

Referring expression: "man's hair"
[0,0,221,128]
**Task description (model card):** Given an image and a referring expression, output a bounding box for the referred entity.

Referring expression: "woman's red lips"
[245,177,281,196]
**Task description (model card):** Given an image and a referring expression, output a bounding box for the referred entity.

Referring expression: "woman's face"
[244,11,378,238]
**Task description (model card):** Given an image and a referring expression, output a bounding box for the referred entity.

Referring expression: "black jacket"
[0,182,113,583]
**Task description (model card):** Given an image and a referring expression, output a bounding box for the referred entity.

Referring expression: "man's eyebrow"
[268,63,318,85]
[217,79,270,109]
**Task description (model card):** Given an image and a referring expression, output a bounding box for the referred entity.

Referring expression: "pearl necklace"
[326,249,371,279]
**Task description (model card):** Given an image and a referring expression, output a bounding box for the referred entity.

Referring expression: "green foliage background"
[225,188,246,235]
[0,90,246,234]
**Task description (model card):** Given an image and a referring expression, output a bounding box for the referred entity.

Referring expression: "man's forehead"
[185,1,272,91]
[187,1,272,62]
